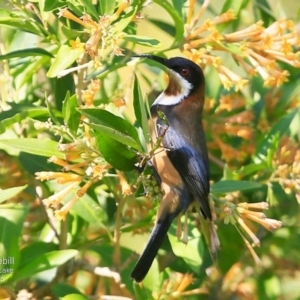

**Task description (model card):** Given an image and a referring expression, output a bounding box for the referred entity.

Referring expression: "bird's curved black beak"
[133,54,168,67]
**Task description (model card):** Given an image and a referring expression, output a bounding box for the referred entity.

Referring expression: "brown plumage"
[130,54,219,282]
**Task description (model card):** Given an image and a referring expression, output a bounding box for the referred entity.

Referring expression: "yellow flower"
[112,0,130,19]
[35,171,82,183]
[218,94,246,111]
[117,171,132,196]
[183,2,300,90]
[217,65,248,91]
[237,217,260,246]
[42,182,79,207]
[237,201,282,232]
[223,21,264,42]
[217,72,233,90]
[57,8,86,27]
[55,196,79,221]
[238,202,269,210]
[70,37,85,51]
[77,179,96,197]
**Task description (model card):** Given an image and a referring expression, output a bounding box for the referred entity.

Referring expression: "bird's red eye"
[180,68,189,76]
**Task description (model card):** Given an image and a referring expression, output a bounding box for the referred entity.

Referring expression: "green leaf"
[79,108,142,151]
[52,74,75,111]
[13,249,78,281]
[19,153,53,174]
[112,6,137,35]
[133,75,150,146]
[236,162,269,177]
[148,19,176,37]
[0,107,51,134]
[152,0,184,45]
[0,48,53,60]
[168,227,204,273]
[0,185,28,204]
[0,139,64,158]
[19,242,58,269]
[0,236,19,283]
[266,132,280,167]
[171,0,184,18]
[142,258,161,294]
[0,204,29,282]
[133,282,153,299]
[62,294,89,300]
[70,193,107,225]
[78,0,98,19]
[123,35,161,47]
[221,0,247,14]
[44,0,66,11]
[94,131,136,171]
[99,0,116,15]
[220,0,250,31]
[99,71,120,100]
[62,93,80,134]
[211,180,262,193]
[0,16,45,36]
[52,283,84,299]
[254,0,276,27]
[254,108,300,163]
[61,26,85,40]
[46,45,84,78]
[90,122,142,151]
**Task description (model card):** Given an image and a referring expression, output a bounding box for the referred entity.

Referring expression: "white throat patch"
[152,69,192,106]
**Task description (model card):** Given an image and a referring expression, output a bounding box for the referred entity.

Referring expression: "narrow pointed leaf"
[0,204,29,282]
[0,185,28,204]
[62,93,80,133]
[0,139,64,158]
[123,35,161,47]
[46,45,84,78]
[112,6,137,35]
[0,48,53,60]
[0,107,52,134]
[94,132,136,171]
[99,0,116,15]
[0,16,45,36]
[211,180,262,193]
[133,75,150,144]
[89,122,141,150]
[254,108,300,163]
[152,0,184,44]
[13,250,78,281]
[79,108,142,151]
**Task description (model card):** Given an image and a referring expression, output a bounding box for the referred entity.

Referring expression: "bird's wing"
[157,121,212,220]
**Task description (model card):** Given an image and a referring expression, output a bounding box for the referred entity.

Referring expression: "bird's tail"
[130,215,173,282]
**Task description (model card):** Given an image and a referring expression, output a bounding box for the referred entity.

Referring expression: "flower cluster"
[35,120,111,220]
[223,196,282,265]
[58,2,131,61]
[82,79,101,107]
[183,0,300,90]
[272,136,300,203]
[152,273,208,299]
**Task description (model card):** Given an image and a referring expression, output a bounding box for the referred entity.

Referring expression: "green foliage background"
[0,0,300,299]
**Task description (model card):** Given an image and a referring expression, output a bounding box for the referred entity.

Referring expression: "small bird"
[131,54,219,283]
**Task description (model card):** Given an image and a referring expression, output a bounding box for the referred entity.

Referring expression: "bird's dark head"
[134,54,205,107]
